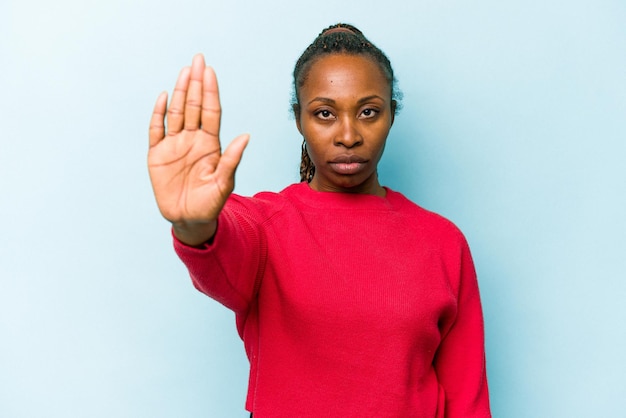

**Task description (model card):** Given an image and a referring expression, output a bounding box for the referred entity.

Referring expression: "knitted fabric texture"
[174,182,491,417]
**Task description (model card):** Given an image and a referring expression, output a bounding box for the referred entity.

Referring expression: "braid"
[293,23,402,183]
[299,139,315,182]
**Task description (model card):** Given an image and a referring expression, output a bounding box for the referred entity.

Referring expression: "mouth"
[328,155,368,175]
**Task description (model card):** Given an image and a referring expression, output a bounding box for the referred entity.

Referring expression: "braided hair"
[292,23,402,183]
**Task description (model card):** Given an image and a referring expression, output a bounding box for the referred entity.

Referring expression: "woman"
[148,23,491,417]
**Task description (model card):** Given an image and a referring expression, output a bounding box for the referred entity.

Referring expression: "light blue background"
[2,1,625,417]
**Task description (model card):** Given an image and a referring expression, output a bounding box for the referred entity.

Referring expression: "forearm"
[173,201,265,314]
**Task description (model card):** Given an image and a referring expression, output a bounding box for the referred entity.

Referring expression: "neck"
[309,174,386,197]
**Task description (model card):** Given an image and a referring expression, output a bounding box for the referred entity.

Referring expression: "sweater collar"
[282,181,405,211]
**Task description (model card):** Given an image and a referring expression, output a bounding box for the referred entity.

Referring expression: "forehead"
[300,54,390,98]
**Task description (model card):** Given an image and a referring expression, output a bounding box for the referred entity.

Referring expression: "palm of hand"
[148,128,224,223]
[148,54,248,226]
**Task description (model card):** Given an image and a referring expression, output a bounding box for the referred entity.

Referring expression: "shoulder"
[223,183,303,220]
[386,188,469,248]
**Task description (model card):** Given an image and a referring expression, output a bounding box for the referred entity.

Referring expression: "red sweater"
[174,182,491,417]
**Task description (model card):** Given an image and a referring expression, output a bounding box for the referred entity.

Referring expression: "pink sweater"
[174,182,491,417]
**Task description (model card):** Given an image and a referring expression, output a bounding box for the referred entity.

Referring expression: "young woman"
[148,23,491,417]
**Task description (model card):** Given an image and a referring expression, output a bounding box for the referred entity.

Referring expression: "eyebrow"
[307,95,386,106]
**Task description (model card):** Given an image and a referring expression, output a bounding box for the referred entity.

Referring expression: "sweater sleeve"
[173,196,268,316]
[433,237,491,417]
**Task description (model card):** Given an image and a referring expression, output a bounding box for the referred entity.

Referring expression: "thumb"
[216,134,250,180]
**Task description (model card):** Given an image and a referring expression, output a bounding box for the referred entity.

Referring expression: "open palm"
[148,55,248,241]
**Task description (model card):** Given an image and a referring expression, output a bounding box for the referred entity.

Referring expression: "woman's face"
[296,54,395,196]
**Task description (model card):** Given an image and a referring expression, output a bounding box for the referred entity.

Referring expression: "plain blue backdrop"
[1,0,625,416]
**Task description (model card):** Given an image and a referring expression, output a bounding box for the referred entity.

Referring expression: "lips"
[328,155,368,175]
[330,155,367,164]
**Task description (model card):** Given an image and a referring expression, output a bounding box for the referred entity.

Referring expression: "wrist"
[172,220,217,247]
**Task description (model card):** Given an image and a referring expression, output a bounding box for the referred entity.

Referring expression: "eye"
[360,108,379,119]
[315,109,335,120]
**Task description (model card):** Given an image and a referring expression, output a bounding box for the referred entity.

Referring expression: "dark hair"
[292,23,402,182]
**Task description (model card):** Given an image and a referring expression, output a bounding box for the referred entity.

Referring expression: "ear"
[390,100,397,126]
[293,104,303,134]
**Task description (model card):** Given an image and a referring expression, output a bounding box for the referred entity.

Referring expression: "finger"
[200,66,222,139]
[149,91,168,147]
[214,134,250,181]
[166,66,191,135]
[184,54,206,131]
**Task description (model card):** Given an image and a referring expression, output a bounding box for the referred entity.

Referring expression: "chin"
[335,175,377,193]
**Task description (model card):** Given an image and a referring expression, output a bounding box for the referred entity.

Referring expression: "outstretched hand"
[148,54,249,245]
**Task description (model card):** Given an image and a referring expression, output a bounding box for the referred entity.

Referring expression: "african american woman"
[148,23,491,418]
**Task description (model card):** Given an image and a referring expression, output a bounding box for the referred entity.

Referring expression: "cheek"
[302,123,327,153]
[305,140,324,163]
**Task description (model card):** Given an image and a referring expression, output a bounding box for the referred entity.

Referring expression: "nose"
[334,117,363,148]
